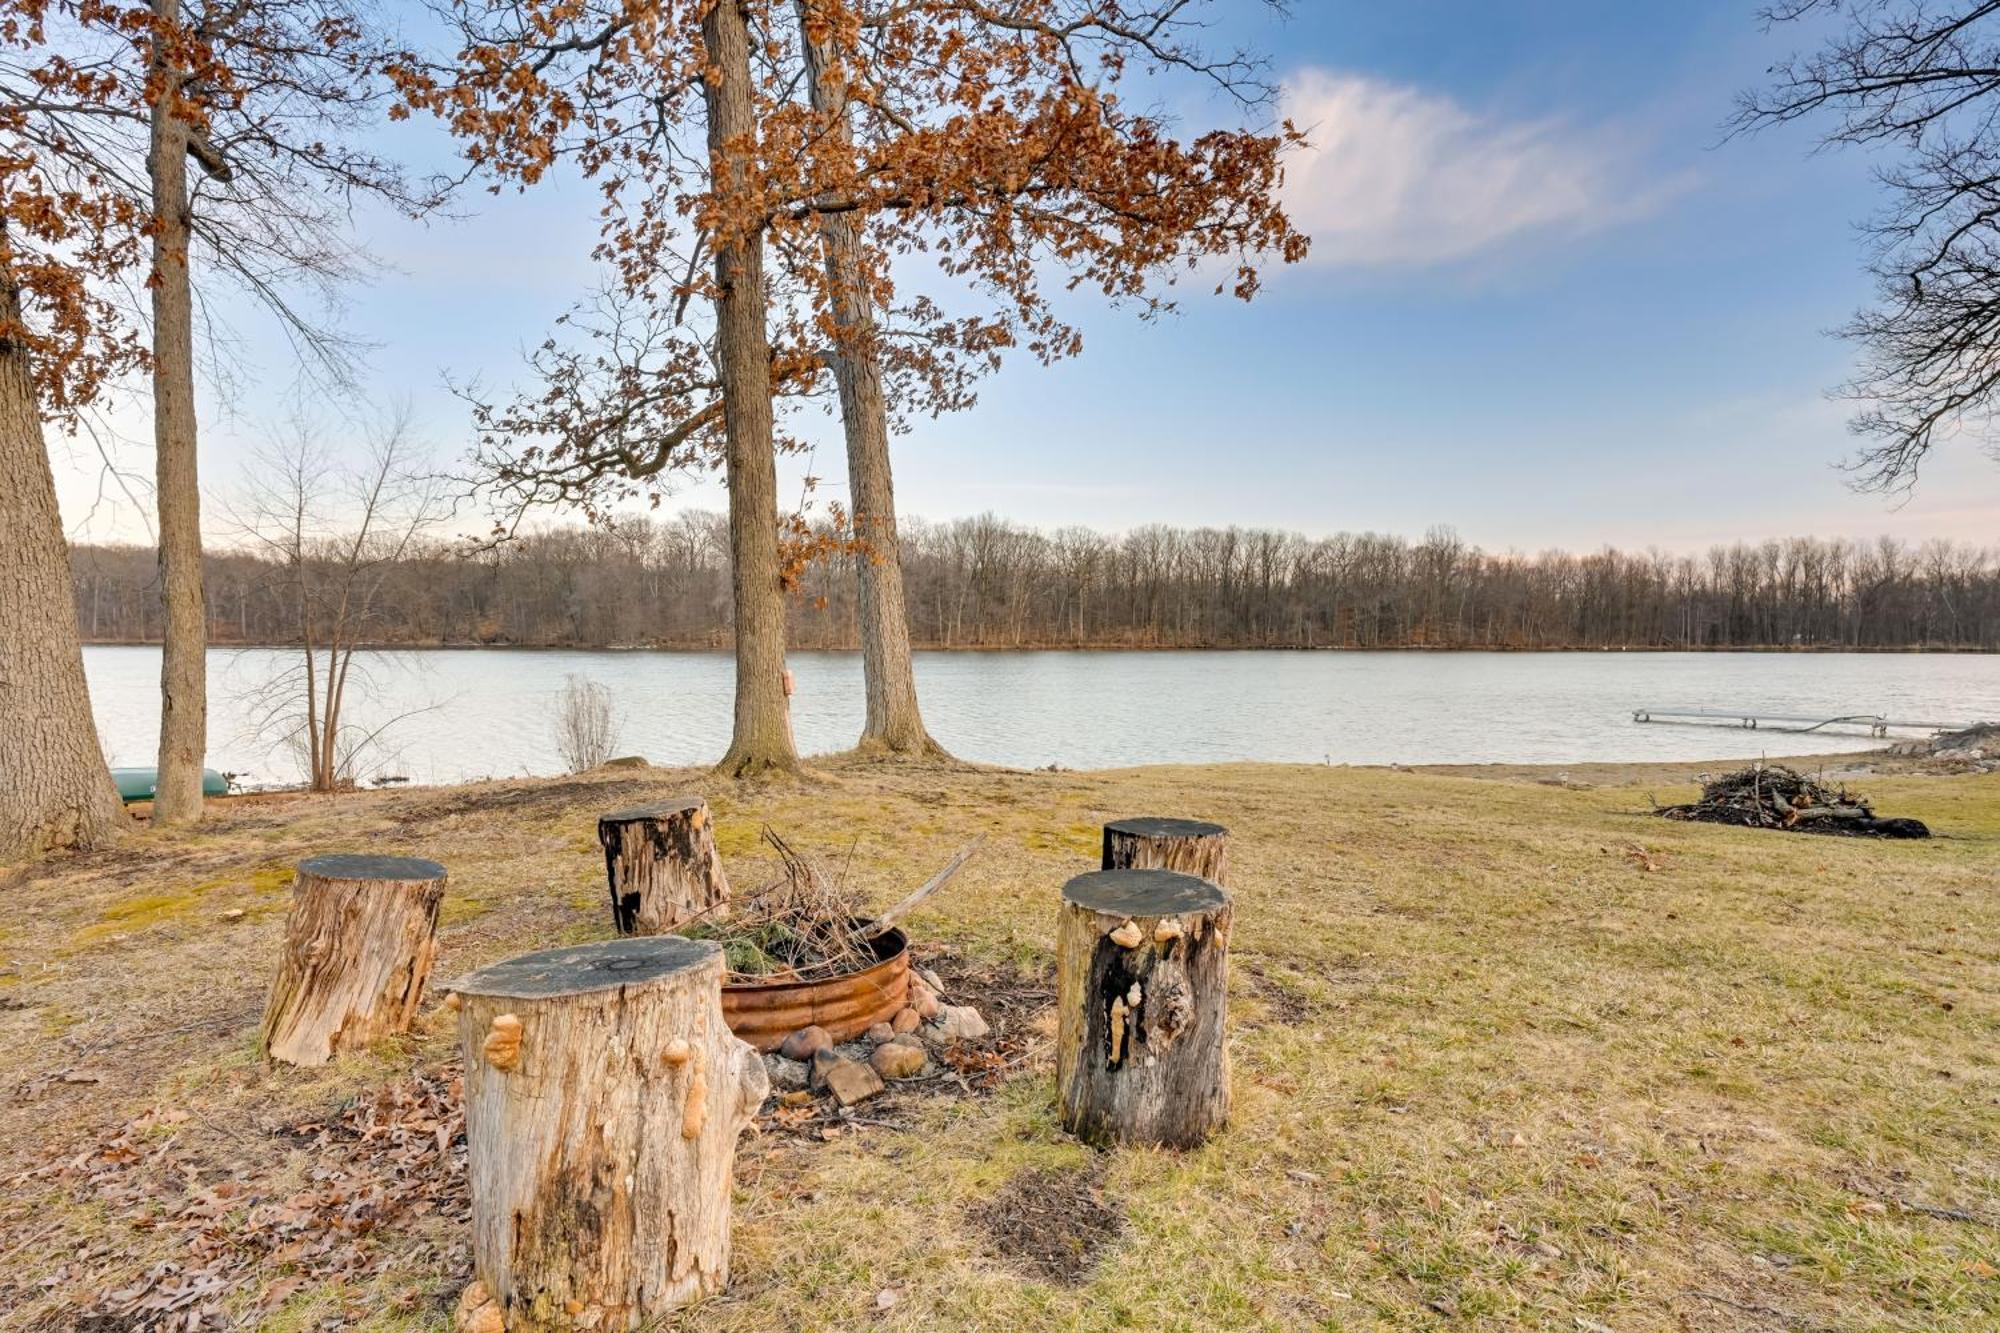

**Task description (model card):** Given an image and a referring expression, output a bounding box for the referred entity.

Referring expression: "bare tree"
[231,411,451,791]
[552,674,622,772]
[1736,0,2000,489]
[148,0,210,827]
[5,2,445,824]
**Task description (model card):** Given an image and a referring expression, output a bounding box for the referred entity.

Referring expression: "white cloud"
[1279,68,1678,267]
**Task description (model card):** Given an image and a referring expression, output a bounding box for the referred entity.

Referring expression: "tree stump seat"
[1057,867,1232,1149]
[599,798,731,935]
[1101,816,1230,884]
[452,935,767,1327]
[262,853,447,1067]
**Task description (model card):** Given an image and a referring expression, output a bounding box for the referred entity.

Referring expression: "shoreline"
[181,745,1942,805]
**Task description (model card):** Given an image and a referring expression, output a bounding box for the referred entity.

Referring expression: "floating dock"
[1631,708,1973,737]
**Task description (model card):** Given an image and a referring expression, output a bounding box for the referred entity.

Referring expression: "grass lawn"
[0,754,1994,1330]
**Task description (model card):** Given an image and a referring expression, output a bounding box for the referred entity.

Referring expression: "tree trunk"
[149,0,207,826]
[703,0,799,779]
[453,937,769,1327]
[262,854,446,1066]
[1101,817,1229,885]
[0,243,126,861]
[600,798,731,934]
[1056,868,1231,1148]
[794,1,945,759]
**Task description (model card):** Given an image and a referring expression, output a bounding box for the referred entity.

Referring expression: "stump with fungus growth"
[1057,868,1231,1149]
[261,854,446,1067]
[452,936,768,1328]
[599,798,731,935]
[1101,816,1229,886]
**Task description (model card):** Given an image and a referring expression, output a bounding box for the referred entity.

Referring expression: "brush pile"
[1655,764,1929,839]
[685,830,875,983]
[684,828,981,983]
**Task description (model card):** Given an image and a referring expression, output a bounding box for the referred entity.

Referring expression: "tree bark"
[148,0,207,826]
[703,0,799,779]
[0,239,126,860]
[794,1,945,758]
[1056,868,1231,1148]
[453,936,769,1327]
[600,798,731,934]
[262,854,446,1066]
[1101,817,1229,885]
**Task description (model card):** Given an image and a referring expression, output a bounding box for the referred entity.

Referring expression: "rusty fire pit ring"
[720,924,910,1052]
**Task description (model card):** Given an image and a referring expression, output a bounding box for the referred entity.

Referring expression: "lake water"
[81,647,1999,785]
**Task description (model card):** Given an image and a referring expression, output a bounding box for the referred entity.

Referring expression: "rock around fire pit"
[1655,764,1930,839]
[760,963,993,1107]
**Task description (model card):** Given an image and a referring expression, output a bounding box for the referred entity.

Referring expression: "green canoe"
[110,767,230,803]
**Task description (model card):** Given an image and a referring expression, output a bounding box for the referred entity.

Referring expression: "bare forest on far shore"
[71,517,2000,653]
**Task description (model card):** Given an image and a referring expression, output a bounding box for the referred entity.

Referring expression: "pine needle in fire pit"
[1654,764,1929,839]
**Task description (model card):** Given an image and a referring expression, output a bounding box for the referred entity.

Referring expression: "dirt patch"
[389,777,651,826]
[1238,957,1317,1024]
[967,1157,1122,1286]
[920,948,1054,1033]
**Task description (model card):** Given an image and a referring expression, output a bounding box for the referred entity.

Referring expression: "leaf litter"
[3,1066,467,1329]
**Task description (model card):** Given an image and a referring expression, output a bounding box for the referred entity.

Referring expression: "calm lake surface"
[81,647,1999,786]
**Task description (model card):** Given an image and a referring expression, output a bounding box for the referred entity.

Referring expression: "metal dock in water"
[1631,707,1973,737]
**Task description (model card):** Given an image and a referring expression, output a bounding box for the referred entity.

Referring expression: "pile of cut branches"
[1655,765,1928,839]
[685,828,980,983]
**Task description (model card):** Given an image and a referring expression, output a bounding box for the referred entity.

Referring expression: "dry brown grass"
[0,752,1995,1330]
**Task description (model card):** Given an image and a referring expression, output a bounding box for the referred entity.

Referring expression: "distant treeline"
[71,516,2000,650]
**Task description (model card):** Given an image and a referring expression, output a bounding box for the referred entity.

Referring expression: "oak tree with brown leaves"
[1,0,146,856]
[1,1,438,842]
[780,0,1304,756]
[401,0,1305,777]
[140,1,440,822]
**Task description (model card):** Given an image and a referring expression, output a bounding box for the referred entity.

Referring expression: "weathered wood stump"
[452,937,768,1328]
[261,854,447,1067]
[1101,816,1230,885]
[1057,868,1231,1148]
[599,798,731,935]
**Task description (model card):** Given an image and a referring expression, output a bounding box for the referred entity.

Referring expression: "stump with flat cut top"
[1101,816,1229,886]
[1057,868,1232,1148]
[599,798,731,935]
[261,854,446,1067]
[453,936,768,1327]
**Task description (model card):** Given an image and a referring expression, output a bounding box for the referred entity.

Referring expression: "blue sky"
[50,0,2000,551]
